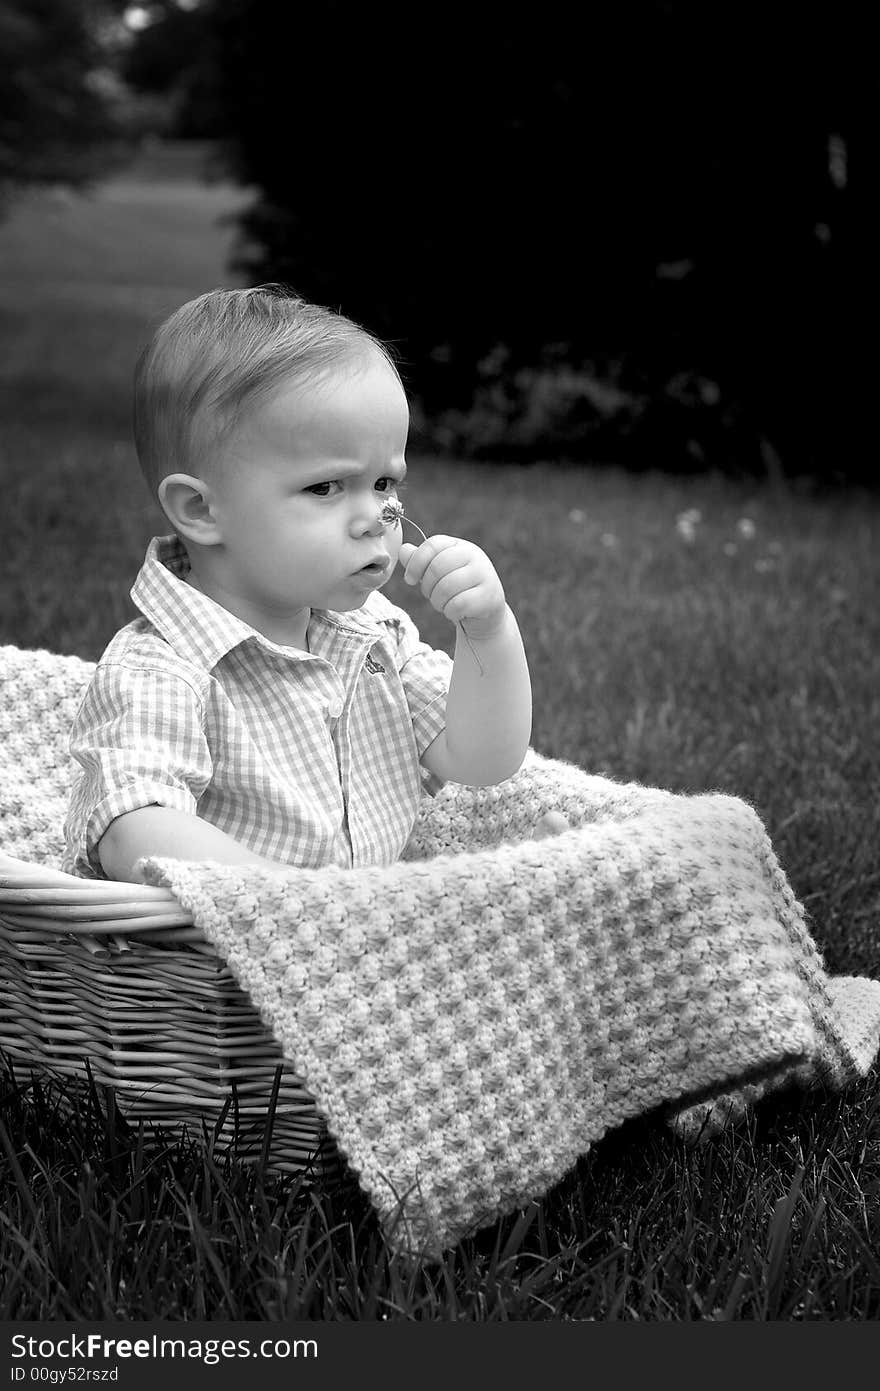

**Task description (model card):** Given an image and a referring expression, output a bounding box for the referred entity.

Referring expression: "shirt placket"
[322,634,381,868]
[255,646,345,868]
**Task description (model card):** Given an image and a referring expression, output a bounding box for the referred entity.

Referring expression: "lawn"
[1,152,879,1320]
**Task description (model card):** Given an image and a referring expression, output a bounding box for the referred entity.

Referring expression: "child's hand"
[533,811,570,839]
[398,536,507,640]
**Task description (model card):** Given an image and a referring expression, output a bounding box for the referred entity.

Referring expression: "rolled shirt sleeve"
[63,662,214,877]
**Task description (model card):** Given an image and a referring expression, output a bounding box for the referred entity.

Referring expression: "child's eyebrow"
[304,460,407,481]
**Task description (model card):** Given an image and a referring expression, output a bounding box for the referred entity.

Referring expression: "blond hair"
[133,285,400,493]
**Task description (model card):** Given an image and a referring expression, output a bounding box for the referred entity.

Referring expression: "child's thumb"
[397,542,419,568]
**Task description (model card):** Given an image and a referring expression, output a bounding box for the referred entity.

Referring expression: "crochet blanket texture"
[143,753,880,1258]
[2,645,879,1258]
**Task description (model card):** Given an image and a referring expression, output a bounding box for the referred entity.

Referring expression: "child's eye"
[305,477,405,497]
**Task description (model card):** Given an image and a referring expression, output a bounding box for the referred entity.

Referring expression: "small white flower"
[380,496,428,542]
[736,517,757,540]
[568,508,586,523]
[600,532,618,547]
[379,497,406,526]
[723,541,738,556]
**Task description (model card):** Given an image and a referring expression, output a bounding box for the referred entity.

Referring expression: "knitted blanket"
[140,752,880,1259]
[2,645,877,1258]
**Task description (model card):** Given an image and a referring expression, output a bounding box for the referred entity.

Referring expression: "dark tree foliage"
[204,0,861,478]
[120,0,224,137]
[0,0,119,201]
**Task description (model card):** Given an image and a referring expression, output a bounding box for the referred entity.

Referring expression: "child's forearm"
[98,806,284,884]
[425,605,532,786]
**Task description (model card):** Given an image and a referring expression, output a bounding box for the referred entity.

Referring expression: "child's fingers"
[398,536,505,626]
[429,568,486,613]
[401,535,464,587]
[419,552,476,604]
[440,584,487,623]
[397,542,419,569]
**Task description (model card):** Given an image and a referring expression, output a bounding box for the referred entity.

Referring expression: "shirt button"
[327,696,343,720]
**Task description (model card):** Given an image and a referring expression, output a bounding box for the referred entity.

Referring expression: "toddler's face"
[205,356,408,628]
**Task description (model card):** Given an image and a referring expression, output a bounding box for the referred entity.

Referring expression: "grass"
[1,150,879,1321]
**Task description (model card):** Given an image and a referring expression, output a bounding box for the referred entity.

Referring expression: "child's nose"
[352,502,386,538]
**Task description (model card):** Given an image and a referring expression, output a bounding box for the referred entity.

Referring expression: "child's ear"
[157,474,221,544]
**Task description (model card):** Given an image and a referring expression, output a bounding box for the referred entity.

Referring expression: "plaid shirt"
[63,536,452,878]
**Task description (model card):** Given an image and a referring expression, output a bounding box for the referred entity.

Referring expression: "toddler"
[63,286,534,883]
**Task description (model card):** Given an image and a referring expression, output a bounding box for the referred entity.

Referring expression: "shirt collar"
[131,536,384,672]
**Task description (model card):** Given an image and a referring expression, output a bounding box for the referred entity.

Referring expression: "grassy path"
[0,151,248,435]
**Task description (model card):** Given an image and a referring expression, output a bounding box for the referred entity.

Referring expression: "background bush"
[174,0,862,480]
[0,0,122,203]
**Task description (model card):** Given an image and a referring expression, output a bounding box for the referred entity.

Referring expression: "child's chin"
[349,571,390,595]
[320,567,392,610]
[330,586,382,611]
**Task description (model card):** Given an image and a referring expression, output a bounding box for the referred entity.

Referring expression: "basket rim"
[0,850,193,934]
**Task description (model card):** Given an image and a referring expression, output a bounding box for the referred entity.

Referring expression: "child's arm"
[99,806,285,883]
[398,535,532,786]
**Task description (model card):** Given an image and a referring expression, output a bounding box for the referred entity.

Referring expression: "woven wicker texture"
[0,644,333,1170]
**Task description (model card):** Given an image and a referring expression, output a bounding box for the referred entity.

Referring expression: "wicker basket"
[0,850,334,1171]
[0,640,337,1173]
